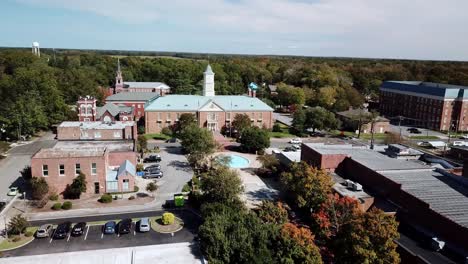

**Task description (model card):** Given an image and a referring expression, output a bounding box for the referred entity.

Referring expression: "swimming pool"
[220,154,250,168]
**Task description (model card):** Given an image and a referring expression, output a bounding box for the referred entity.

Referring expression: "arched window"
[122,116,128,121]
[103,116,112,123]
[86,105,92,115]
[80,105,86,115]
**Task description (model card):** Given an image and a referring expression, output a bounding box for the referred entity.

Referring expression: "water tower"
[32,42,40,57]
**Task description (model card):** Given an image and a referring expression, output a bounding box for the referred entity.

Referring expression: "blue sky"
[1,0,468,60]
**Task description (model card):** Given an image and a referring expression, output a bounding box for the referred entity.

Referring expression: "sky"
[1,0,468,61]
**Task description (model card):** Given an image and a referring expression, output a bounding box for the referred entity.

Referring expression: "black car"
[408,128,422,134]
[53,222,71,239]
[143,169,163,179]
[143,155,162,163]
[71,222,87,236]
[118,219,132,235]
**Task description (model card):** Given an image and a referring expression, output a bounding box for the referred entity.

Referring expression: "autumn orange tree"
[280,161,333,212]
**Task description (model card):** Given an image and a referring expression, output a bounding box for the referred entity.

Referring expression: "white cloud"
[16,0,468,60]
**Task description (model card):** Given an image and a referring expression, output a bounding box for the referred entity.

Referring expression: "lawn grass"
[0,141,10,154]
[143,133,171,141]
[359,133,388,140]
[409,135,440,140]
[0,227,37,251]
[270,122,296,138]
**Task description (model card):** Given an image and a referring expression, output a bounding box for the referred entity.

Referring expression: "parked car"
[289,138,302,144]
[36,224,53,238]
[309,131,325,137]
[407,128,422,134]
[144,164,161,171]
[143,155,161,163]
[118,219,132,235]
[103,221,116,234]
[460,135,468,139]
[7,187,18,196]
[53,222,71,239]
[143,169,163,179]
[71,222,87,236]
[138,218,151,232]
[452,141,468,147]
[165,138,179,143]
[292,144,301,150]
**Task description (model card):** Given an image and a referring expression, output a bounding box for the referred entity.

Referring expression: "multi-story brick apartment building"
[301,143,468,257]
[57,121,137,141]
[379,81,468,131]
[144,65,274,133]
[31,141,137,194]
[109,59,170,95]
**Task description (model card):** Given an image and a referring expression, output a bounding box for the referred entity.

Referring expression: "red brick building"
[144,65,273,133]
[31,141,137,194]
[301,143,468,256]
[379,81,468,132]
[57,121,137,141]
[105,92,159,120]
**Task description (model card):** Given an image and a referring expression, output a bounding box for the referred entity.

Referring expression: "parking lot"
[5,210,201,257]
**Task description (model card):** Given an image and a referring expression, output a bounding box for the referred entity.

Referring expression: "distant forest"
[1,47,468,139]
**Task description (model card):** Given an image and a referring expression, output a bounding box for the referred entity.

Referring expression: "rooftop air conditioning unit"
[430,237,445,251]
[344,180,354,188]
[352,182,363,191]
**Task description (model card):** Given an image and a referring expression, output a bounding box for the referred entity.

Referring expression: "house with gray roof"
[144,65,274,133]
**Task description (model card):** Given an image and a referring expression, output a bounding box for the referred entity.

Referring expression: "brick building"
[144,65,273,133]
[31,141,137,194]
[57,121,137,141]
[105,92,159,120]
[301,143,468,256]
[110,59,170,95]
[379,81,468,132]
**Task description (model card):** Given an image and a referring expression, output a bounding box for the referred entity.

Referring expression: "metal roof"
[381,81,468,99]
[204,64,214,74]
[381,169,468,229]
[117,160,136,178]
[96,103,132,117]
[145,95,274,112]
[106,92,159,102]
[124,82,170,89]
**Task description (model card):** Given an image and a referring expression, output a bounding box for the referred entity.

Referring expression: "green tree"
[231,113,251,135]
[305,106,340,132]
[180,124,217,169]
[256,201,289,225]
[239,127,270,153]
[281,162,333,212]
[173,113,197,135]
[137,135,147,153]
[200,166,244,204]
[146,182,158,195]
[256,154,280,174]
[7,214,29,235]
[64,172,87,199]
[291,108,306,135]
[30,177,49,200]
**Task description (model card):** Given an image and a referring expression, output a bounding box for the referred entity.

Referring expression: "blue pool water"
[221,154,250,168]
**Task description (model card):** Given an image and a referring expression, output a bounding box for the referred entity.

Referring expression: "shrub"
[52,203,62,210]
[128,195,135,200]
[61,201,72,210]
[31,177,49,200]
[99,194,112,203]
[161,127,173,137]
[63,172,87,199]
[182,183,191,193]
[161,212,175,225]
[49,193,59,201]
[272,123,282,132]
[11,236,21,242]
[134,186,140,192]
[25,230,34,237]
[136,163,144,172]
[7,215,29,235]
[146,182,157,193]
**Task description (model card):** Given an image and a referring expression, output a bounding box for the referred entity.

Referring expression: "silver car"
[36,224,53,238]
[139,217,150,232]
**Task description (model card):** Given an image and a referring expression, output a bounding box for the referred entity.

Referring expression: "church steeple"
[115,58,123,91]
[203,64,215,96]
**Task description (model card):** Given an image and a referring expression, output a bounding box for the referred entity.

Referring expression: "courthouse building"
[144,65,274,133]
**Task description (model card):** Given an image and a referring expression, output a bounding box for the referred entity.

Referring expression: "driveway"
[3,209,201,257]
[0,133,56,202]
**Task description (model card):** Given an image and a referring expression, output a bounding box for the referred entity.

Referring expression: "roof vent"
[250,104,254,107]
[184,104,188,107]
[234,104,238,107]
[167,104,171,107]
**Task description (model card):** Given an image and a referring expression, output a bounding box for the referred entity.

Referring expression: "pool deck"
[214,152,279,208]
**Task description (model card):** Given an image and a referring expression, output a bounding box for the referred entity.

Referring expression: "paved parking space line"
[101,232,104,239]
[84,226,90,240]
[67,233,71,242]
[133,230,136,236]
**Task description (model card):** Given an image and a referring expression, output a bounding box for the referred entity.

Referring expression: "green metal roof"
[106,92,159,102]
[145,95,273,112]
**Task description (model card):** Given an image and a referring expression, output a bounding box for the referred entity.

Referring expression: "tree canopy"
[239,127,270,153]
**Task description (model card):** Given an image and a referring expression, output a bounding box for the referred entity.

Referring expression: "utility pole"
[370,119,375,150]
[398,116,404,142]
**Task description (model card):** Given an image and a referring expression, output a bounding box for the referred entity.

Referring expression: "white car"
[7,187,18,196]
[289,138,302,144]
[460,135,468,139]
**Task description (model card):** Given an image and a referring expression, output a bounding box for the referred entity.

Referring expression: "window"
[114,131,121,138]
[167,112,171,119]
[226,113,231,120]
[42,165,48,177]
[59,164,65,176]
[75,163,81,175]
[176,113,180,120]
[94,132,101,138]
[158,112,162,120]
[258,113,263,120]
[91,163,97,175]
[137,104,141,108]
[157,122,162,128]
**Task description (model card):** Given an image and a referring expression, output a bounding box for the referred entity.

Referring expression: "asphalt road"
[0,133,56,202]
[5,209,201,257]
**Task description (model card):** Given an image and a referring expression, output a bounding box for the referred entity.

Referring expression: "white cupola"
[203,64,215,96]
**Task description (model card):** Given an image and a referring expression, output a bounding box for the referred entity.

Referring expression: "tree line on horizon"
[1,48,468,139]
